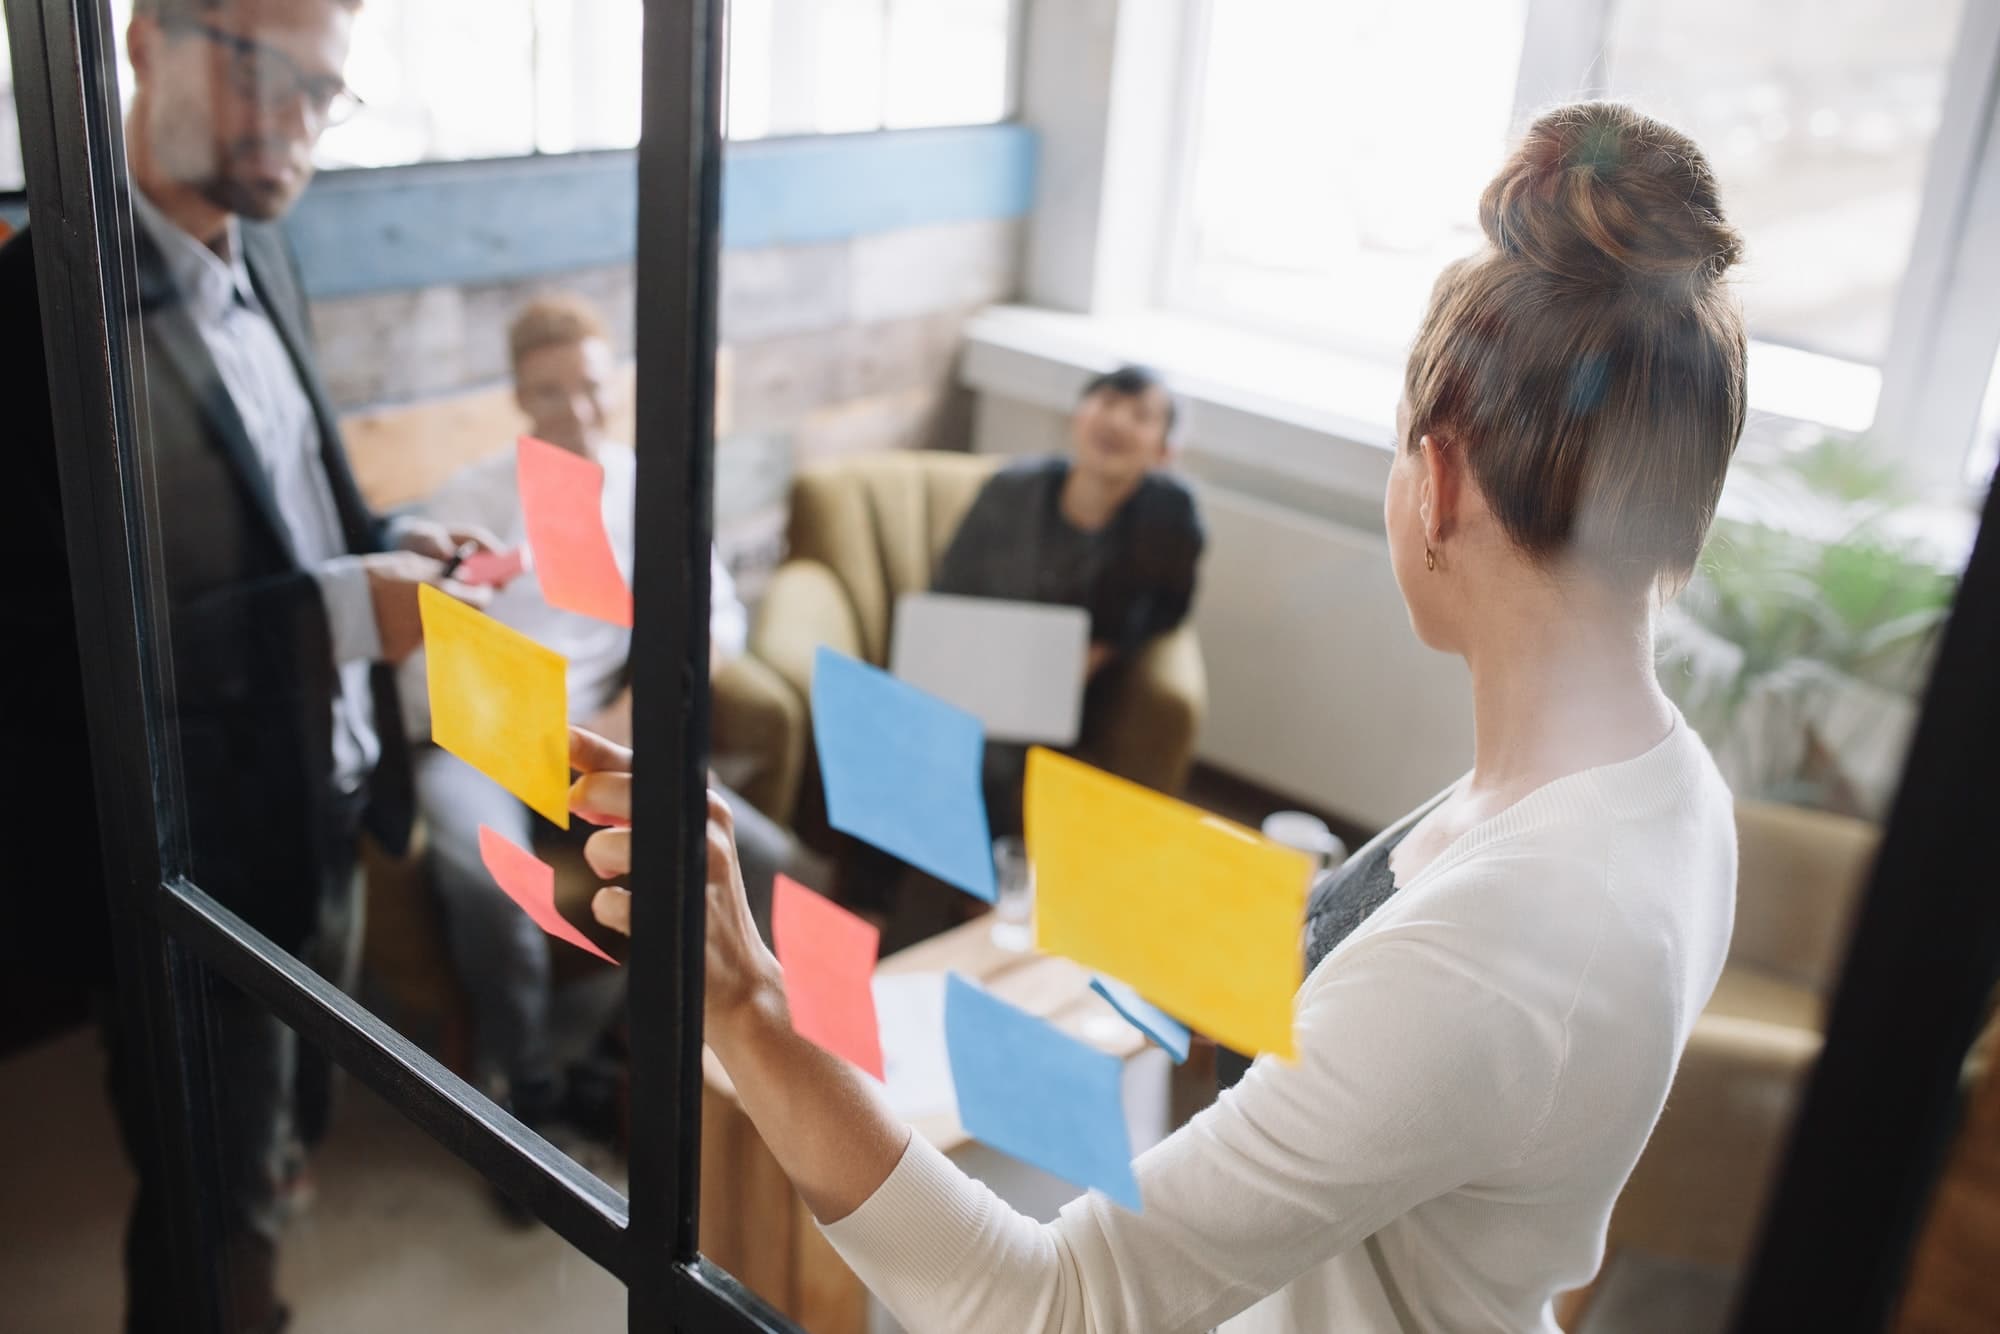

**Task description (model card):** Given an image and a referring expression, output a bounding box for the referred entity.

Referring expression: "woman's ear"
[1418,433,1461,544]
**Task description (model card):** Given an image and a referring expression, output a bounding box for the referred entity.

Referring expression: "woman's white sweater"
[823,713,1737,1332]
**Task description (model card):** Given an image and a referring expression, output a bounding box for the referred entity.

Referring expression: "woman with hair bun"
[574,101,1748,1333]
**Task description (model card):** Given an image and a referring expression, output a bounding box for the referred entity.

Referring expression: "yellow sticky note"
[420,584,570,828]
[1027,749,1311,1060]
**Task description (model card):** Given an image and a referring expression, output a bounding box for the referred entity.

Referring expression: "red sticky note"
[477,825,619,966]
[516,435,632,627]
[456,545,526,588]
[772,875,884,1079]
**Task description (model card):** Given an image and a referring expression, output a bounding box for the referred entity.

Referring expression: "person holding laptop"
[931,364,1206,831]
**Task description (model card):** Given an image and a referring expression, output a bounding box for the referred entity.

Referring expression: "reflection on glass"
[19,0,685,1313]
[1603,0,1966,364]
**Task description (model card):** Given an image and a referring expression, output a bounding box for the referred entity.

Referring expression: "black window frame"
[7,0,794,1328]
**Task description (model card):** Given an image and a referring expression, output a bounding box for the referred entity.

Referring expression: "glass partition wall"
[5,0,785,1327]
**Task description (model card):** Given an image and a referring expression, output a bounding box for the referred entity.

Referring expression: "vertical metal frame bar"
[5,0,222,1328]
[1870,1,2000,495]
[1731,478,2000,1328]
[627,0,728,1320]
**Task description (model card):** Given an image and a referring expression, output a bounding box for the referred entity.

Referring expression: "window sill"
[961,305,1405,524]
[961,303,1925,532]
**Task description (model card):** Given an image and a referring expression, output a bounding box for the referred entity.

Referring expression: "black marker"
[440,540,479,579]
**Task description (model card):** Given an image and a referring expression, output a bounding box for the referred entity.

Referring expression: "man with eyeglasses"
[0,1,492,1329]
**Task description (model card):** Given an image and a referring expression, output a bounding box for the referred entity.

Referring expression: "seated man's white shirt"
[400,442,745,737]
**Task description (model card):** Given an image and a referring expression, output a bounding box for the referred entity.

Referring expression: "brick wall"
[310,214,1020,594]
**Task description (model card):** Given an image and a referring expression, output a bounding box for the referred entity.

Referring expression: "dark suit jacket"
[0,214,411,961]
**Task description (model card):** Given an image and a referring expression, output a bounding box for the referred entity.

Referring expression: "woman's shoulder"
[1442,734,1730,902]
[1360,730,1735,1000]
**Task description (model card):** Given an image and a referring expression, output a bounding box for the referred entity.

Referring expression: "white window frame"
[1871,0,2000,494]
[725,0,1023,142]
[1114,0,2000,501]
[0,0,1026,187]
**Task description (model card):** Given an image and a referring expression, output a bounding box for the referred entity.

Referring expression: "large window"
[1164,0,1529,362]
[315,0,645,167]
[1600,0,1964,366]
[0,0,1018,188]
[1164,0,1965,369]
[724,0,1017,140]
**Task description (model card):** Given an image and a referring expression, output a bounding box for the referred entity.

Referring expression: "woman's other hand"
[568,727,784,1033]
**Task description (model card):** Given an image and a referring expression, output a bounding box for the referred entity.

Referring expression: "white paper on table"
[872,971,958,1123]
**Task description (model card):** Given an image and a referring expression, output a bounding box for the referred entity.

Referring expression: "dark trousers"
[105,850,363,1334]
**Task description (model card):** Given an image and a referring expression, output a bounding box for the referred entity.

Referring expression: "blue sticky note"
[812,647,997,902]
[945,973,1141,1211]
[1090,976,1192,1065]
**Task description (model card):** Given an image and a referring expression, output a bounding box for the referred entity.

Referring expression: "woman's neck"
[1459,582,1672,801]
[1059,464,1142,533]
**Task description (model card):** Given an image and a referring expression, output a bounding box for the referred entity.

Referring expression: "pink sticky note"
[477,825,620,966]
[772,875,884,1079]
[456,545,526,588]
[516,435,633,627]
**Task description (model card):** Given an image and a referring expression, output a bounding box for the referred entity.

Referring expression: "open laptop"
[889,592,1091,746]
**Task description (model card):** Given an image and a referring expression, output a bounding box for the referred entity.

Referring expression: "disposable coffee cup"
[1261,810,1347,871]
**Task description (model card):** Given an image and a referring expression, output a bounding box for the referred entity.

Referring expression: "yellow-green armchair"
[747,450,1206,838]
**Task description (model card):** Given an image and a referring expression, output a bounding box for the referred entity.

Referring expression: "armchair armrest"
[749,559,868,704]
[1608,1012,1822,1266]
[1079,624,1207,795]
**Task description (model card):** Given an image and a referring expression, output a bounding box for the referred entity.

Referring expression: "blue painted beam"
[281,123,1035,299]
[722,123,1036,250]
[283,150,637,299]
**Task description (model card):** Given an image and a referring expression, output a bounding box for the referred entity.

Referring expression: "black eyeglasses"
[162,18,364,127]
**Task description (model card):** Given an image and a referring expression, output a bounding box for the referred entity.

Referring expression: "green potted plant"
[1658,436,1964,818]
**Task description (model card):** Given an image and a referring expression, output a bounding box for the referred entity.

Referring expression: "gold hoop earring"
[1425,544,1437,572]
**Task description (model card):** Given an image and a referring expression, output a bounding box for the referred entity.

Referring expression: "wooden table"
[697,915,1166,1333]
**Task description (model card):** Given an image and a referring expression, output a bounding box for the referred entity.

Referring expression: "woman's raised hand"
[567,727,784,1030]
